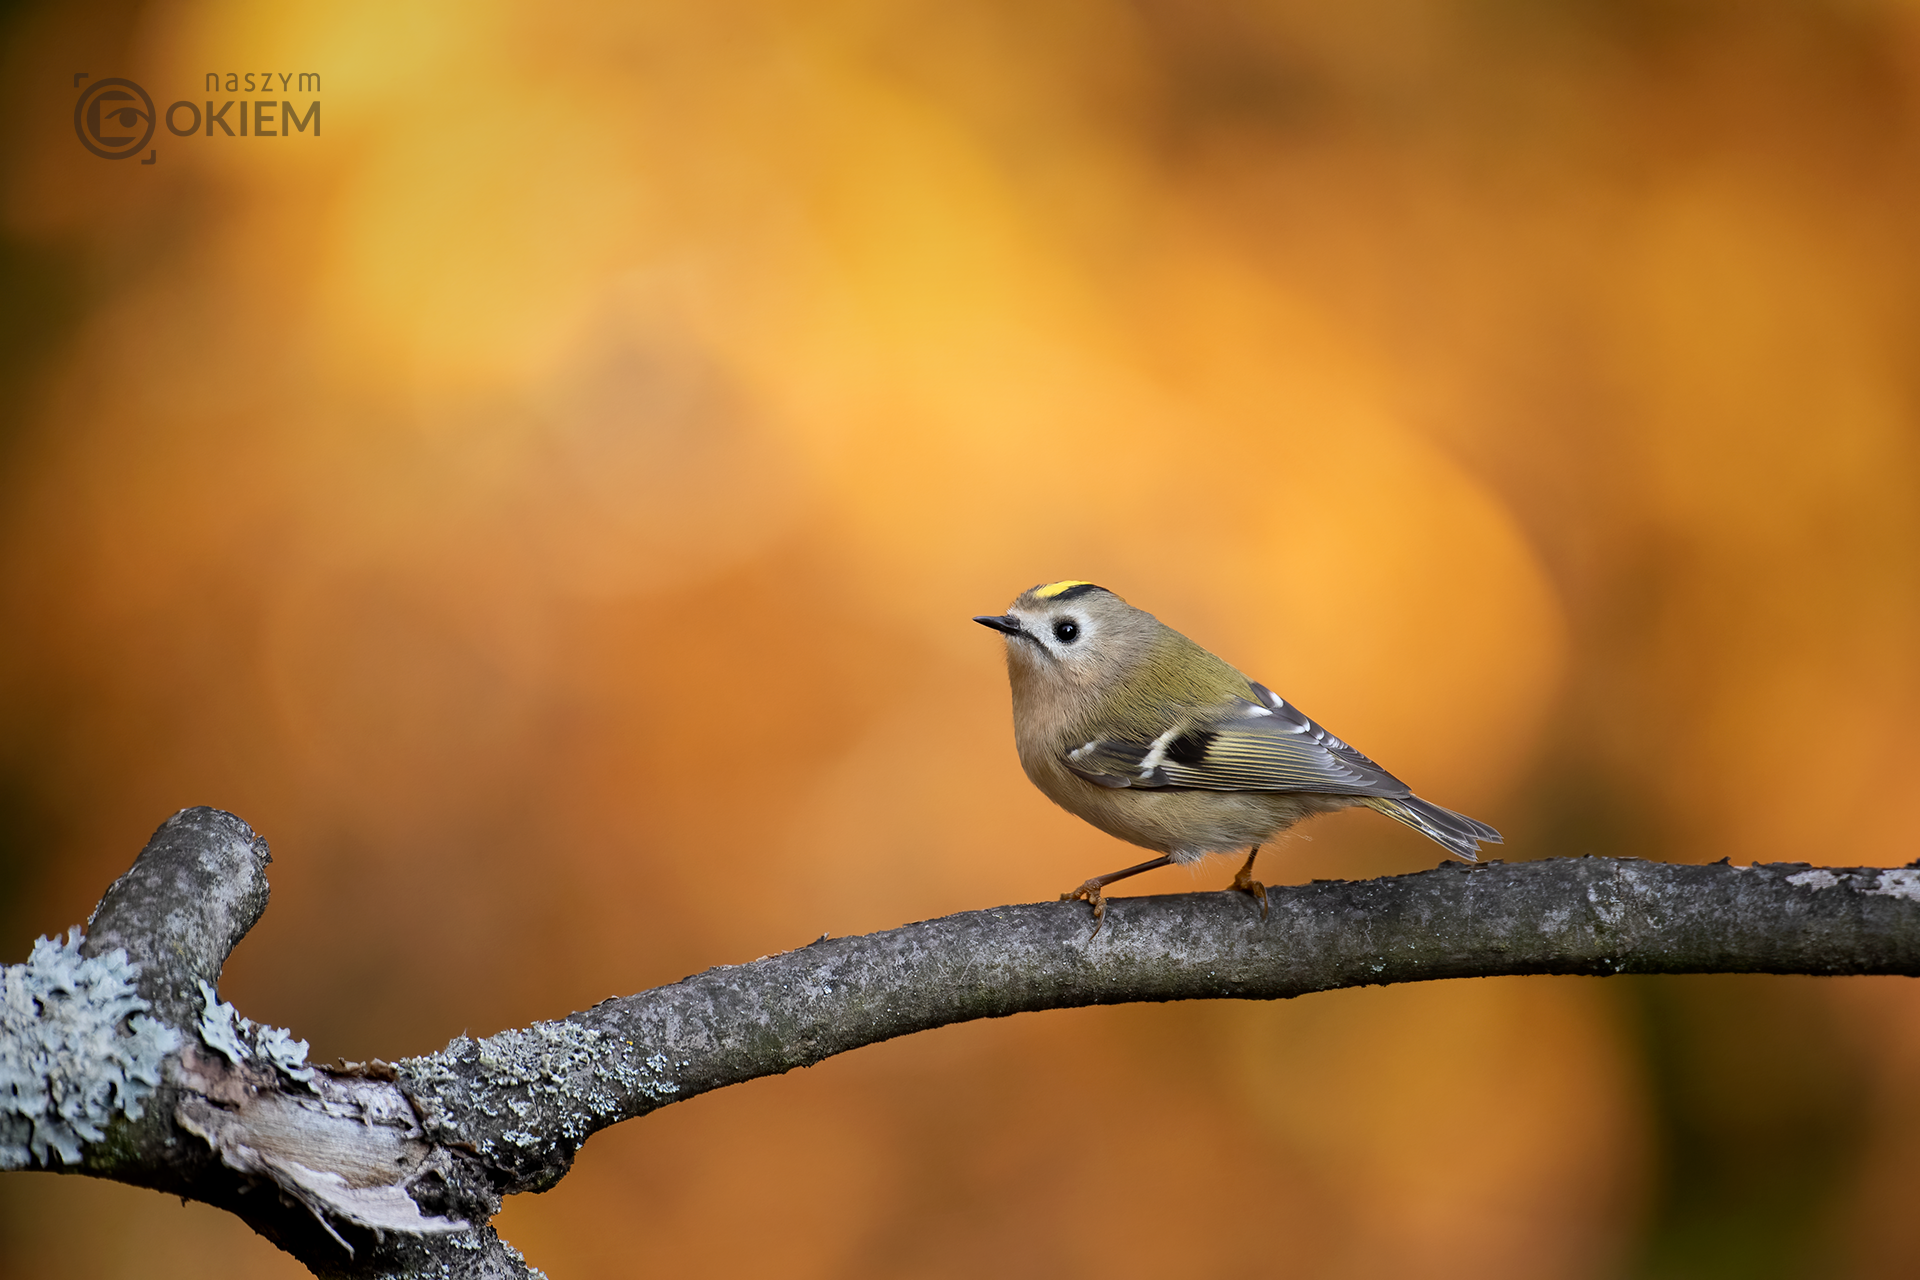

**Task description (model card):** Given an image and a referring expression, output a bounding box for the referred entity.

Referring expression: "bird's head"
[973,580,1154,691]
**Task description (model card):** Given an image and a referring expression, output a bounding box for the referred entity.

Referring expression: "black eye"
[1053,619,1080,643]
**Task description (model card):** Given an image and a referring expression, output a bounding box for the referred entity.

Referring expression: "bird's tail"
[1362,795,1502,862]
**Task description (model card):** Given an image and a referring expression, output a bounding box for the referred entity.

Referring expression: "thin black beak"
[973,614,1024,637]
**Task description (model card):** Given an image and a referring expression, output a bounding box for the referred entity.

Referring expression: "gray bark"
[5,808,1918,1277]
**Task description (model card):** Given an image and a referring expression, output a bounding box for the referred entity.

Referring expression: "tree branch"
[5,808,1918,1277]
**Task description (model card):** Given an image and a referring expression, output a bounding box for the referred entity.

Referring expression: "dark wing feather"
[1062,683,1412,798]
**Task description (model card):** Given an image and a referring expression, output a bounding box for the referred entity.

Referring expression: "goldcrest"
[976,581,1501,926]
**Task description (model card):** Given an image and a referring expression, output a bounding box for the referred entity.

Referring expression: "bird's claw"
[1062,879,1109,936]
[1230,849,1268,920]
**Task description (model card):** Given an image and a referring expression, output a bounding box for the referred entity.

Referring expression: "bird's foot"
[1229,849,1268,920]
[1059,855,1172,938]
[1061,880,1110,936]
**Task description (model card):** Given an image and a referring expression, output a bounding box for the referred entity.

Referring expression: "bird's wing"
[1062,683,1412,797]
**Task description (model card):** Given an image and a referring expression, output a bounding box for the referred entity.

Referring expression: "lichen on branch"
[0,930,179,1168]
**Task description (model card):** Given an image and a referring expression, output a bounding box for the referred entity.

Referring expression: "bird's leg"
[1063,855,1173,935]
[1229,846,1268,920]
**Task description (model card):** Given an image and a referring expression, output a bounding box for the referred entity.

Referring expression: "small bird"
[975,581,1501,928]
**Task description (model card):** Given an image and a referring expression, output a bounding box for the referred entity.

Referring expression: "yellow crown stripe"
[1034,579,1095,599]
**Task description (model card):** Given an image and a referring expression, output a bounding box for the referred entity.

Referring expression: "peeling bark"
[3,809,1918,1278]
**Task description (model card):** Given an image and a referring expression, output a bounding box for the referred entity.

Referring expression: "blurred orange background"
[4,1,1920,1276]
